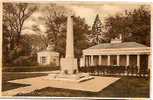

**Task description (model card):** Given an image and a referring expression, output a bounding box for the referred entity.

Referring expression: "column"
[91,55,94,66]
[38,56,40,64]
[86,56,88,67]
[99,55,102,66]
[126,55,129,66]
[148,54,151,69]
[83,55,85,67]
[84,56,87,67]
[137,54,140,72]
[88,56,90,66]
[117,55,120,66]
[107,55,110,66]
[89,56,91,66]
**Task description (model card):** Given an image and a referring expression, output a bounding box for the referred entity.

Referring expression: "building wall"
[129,55,137,66]
[80,58,84,67]
[93,56,98,66]
[37,51,59,66]
[38,54,50,65]
[110,55,117,65]
[101,56,107,65]
[49,56,59,66]
[119,55,126,66]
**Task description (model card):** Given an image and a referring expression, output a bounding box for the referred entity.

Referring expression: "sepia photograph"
[1,1,151,99]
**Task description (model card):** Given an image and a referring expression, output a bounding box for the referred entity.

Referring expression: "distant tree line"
[90,6,150,46]
[104,6,150,46]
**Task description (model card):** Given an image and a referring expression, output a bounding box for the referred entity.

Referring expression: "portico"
[82,42,151,71]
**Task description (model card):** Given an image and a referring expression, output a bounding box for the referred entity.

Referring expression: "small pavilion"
[37,45,60,66]
[81,35,151,71]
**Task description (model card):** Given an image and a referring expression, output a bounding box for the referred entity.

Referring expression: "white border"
[0,0,152,99]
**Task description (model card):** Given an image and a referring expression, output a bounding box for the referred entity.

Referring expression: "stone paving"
[2,76,120,96]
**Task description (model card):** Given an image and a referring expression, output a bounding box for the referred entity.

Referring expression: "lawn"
[15,76,150,98]
[2,71,149,97]
[2,72,48,91]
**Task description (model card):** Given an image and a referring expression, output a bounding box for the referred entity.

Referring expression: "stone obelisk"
[60,15,78,74]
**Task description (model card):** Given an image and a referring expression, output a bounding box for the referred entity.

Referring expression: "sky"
[65,4,140,25]
[23,3,146,35]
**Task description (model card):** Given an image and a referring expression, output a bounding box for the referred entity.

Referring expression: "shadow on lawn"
[2,72,48,92]
[16,76,150,98]
[2,82,30,91]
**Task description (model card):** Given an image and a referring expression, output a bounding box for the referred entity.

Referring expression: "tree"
[3,3,37,50]
[73,16,91,58]
[89,14,104,45]
[21,33,48,54]
[104,6,150,46]
[37,4,91,58]
[32,25,49,49]
[3,3,37,64]
[36,4,68,56]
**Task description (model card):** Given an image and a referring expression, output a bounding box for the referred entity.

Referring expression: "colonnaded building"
[81,35,151,71]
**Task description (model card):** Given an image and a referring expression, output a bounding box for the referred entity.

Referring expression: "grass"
[2,67,149,97]
[16,76,150,98]
[2,72,48,91]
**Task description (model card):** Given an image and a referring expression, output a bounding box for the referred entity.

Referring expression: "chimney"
[111,34,122,43]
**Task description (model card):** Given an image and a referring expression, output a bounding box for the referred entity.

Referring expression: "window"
[41,56,46,64]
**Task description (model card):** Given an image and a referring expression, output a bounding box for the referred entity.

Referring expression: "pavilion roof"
[37,49,59,54]
[86,42,148,50]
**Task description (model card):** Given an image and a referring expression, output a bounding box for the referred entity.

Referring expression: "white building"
[37,45,60,66]
[81,36,151,71]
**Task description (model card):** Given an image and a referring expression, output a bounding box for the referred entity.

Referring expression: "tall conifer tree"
[89,14,104,45]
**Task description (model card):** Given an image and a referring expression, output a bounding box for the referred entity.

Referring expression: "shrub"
[73,69,77,74]
[3,65,60,72]
[12,56,37,66]
[64,70,68,74]
[3,63,60,72]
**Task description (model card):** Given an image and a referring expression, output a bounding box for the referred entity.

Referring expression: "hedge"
[3,65,60,72]
[79,65,149,77]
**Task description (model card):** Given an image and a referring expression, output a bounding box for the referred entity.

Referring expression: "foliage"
[3,3,37,47]
[104,6,150,46]
[79,65,149,77]
[31,25,49,49]
[34,4,91,58]
[11,55,36,66]
[3,64,59,72]
[89,14,104,45]
[22,34,47,53]
[4,35,34,65]
[3,3,37,65]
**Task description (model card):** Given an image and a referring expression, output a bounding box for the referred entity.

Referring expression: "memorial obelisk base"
[60,58,78,74]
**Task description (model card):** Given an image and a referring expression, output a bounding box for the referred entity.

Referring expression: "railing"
[79,65,149,77]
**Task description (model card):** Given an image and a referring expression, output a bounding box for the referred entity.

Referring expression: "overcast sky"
[23,3,145,34]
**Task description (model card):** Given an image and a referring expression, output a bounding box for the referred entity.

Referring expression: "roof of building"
[37,49,59,55]
[37,44,59,54]
[85,42,148,50]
